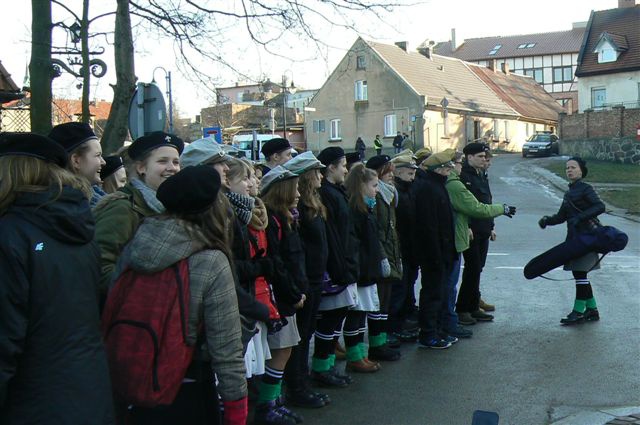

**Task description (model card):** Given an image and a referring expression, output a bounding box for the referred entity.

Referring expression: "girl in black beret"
[93,133,182,307]
[0,133,115,424]
[101,155,127,194]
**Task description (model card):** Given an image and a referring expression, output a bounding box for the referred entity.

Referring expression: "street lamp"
[152,67,174,134]
[281,71,296,139]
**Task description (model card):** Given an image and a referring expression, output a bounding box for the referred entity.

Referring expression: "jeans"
[442,254,460,332]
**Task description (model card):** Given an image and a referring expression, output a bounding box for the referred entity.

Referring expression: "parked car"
[522,133,559,157]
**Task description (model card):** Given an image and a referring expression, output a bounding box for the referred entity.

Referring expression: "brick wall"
[559,107,640,140]
[560,137,640,165]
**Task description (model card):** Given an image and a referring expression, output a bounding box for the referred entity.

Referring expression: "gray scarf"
[378,181,398,207]
[131,178,165,213]
[225,191,255,226]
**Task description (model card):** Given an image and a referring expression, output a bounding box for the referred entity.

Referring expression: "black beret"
[0,132,68,167]
[317,147,345,166]
[463,142,490,156]
[366,154,391,170]
[48,122,98,152]
[568,156,588,178]
[261,137,292,157]
[156,165,221,214]
[100,155,124,180]
[128,131,184,161]
[345,152,362,165]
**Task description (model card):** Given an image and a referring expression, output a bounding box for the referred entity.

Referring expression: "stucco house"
[575,1,640,112]
[305,38,563,154]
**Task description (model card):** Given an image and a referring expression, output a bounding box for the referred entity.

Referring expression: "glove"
[381,258,391,278]
[538,216,549,229]
[223,396,248,425]
[503,204,516,218]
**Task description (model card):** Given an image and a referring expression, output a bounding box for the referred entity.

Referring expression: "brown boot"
[479,299,495,312]
[363,357,381,370]
[346,359,380,373]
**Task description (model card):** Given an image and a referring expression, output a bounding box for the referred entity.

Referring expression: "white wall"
[577,70,640,112]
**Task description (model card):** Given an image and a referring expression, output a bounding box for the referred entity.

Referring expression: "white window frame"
[384,114,397,137]
[330,119,341,140]
[356,55,366,70]
[355,80,368,101]
[591,88,606,109]
[598,48,617,63]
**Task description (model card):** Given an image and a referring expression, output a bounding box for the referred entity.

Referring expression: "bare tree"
[30,0,53,134]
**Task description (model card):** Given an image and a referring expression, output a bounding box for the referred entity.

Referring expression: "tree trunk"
[101,0,135,154]
[30,0,53,134]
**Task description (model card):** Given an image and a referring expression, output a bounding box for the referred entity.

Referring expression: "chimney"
[488,59,498,72]
[501,62,510,75]
[451,28,457,51]
[418,40,436,60]
[572,21,587,29]
[395,41,408,52]
[618,0,637,8]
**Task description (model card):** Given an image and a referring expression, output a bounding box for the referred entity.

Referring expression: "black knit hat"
[0,132,68,167]
[345,152,362,165]
[317,147,345,166]
[128,131,184,161]
[48,122,98,153]
[568,156,588,178]
[156,165,222,214]
[366,154,391,170]
[261,137,292,158]
[100,155,124,181]
[463,142,490,156]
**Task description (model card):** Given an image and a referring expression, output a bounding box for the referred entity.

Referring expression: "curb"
[549,406,640,425]
[516,161,640,224]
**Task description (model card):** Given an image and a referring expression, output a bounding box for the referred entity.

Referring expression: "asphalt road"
[300,154,640,425]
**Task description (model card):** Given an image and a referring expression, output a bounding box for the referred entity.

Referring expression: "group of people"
[356,132,413,159]
[0,122,605,425]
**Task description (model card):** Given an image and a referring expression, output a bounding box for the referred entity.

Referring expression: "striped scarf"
[225,191,255,226]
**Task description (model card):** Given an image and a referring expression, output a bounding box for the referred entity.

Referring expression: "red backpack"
[101,259,195,407]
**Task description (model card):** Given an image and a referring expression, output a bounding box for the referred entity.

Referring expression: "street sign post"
[128,82,167,140]
[203,126,223,143]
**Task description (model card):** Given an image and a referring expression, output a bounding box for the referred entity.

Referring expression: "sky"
[3,0,618,118]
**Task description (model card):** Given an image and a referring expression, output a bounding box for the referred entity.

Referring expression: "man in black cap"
[261,137,292,174]
[457,142,495,326]
[345,151,362,171]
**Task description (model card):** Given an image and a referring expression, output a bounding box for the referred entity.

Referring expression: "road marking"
[495,266,524,269]
[488,253,509,256]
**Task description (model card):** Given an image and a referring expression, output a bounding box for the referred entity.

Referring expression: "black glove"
[538,216,549,229]
[503,204,516,218]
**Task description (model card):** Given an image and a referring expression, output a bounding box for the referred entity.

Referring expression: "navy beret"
[128,131,184,161]
[317,147,345,166]
[261,137,292,157]
[48,122,98,152]
[463,142,490,156]
[0,132,68,167]
[345,152,362,165]
[366,154,391,170]
[156,165,221,214]
[100,155,124,180]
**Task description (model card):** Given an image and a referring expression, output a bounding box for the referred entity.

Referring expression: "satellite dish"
[128,82,167,140]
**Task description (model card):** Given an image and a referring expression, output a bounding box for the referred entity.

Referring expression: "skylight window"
[488,44,502,55]
[518,43,536,49]
[517,43,527,49]
[526,43,536,48]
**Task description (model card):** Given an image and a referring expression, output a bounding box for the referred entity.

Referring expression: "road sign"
[203,126,222,143]
[128,82,167,140]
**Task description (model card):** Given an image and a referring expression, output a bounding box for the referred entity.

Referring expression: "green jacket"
[374,184,402,281]
[446,171,504,253]
[93,183,156,300]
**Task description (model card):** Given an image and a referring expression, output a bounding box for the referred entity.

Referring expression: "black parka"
[460,163,494,239]
[318,180,359,286]
[298,204,329,286]
[351,207,384,286]
[411,169,457,270]
[0,187,114,425]
[394,177,416,266]
[545,179,606,240]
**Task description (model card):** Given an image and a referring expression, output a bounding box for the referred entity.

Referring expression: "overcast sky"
[4,0,617,118]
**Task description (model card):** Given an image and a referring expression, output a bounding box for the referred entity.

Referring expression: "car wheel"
[522,152,527,158]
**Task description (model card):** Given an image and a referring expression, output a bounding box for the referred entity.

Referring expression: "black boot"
[584,308,600,322]
[560,310,585,325]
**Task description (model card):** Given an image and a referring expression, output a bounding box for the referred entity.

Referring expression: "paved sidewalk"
[549,406,640,424]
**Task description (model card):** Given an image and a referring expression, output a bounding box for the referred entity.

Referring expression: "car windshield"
[527,134,551,143]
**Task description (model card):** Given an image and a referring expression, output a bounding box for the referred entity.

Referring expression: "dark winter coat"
[394,177,417,266]
[459,163,494,239]
[265,210,306,316]
[351,207,384,286]
[545,179,606,241]
[0,187,114,425]
[298,205,329,286]
[411,169,457,271]
[374,183,402,280]
[319,180,359,286]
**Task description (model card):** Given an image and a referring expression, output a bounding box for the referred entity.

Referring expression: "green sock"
[358,342,367,358]
[328,353,336,368]
[586,297,597,309]
[312,356,331,372]
[369,333,385,348]
[346,345,363,362]
[257,382,280,404]
[573,299,587,313]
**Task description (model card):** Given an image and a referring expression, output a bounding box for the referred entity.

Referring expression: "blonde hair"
[261,177,299,228]
[344,163,377,214]
[298,170,326,220]
[0,155,92,215]
[227,158,252,185]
